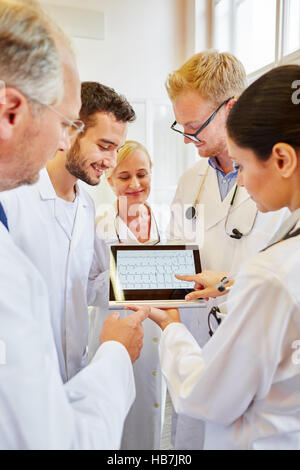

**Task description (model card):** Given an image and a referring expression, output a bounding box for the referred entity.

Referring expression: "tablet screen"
[110,245,201,301]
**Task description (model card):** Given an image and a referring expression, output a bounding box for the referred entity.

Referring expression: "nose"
[129,176,141,189]
[103,150,118,169]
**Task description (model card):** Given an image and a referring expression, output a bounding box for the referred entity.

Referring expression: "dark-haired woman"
[129,65,300,450]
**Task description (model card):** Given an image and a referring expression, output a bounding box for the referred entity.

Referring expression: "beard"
[196,135,228,159]
[65,138,99,186]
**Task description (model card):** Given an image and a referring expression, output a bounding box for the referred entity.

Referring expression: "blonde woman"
[88,141,165,450]
[96,140,160,245]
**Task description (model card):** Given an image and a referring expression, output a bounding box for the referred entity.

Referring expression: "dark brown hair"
[79,81,135,131]
[227,65,300,160]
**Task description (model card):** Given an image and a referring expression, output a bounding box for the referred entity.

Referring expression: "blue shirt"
[208,157,237,201]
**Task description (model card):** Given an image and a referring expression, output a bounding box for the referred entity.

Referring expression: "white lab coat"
[88,201,165,450]
[0,222,135,450]
[168,158,290,449]
[159,211,300,450]
[0,168,108,382]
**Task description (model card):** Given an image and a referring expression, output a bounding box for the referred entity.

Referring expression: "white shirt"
[56,196,79,239]
[0,222,135,450]
[160,211,300,450]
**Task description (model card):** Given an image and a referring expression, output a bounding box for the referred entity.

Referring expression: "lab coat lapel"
[148,204,159,243]
[267,208,300,245]
[38,168,87,243]
[203,167,230,230]
[203,168,250,231]
[223,186,257,236]
[38,169,71,240]
[69,188,88,251]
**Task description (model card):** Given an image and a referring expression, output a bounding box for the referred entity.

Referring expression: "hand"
[100,307,149,363]
[175,270,233,301]
[126,305,181,331]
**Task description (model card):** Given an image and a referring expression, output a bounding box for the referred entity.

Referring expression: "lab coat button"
[152,337,159,343]
[154,403,160,408]
[152,371,157,376]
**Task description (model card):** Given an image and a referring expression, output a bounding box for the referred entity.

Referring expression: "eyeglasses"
[170,96,234,143]
[46,104,85,138]
[8,86,85,138]
[208,306,222,337]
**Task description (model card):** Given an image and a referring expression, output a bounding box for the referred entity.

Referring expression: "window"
[208,0,300,79]
[234,0,277,74]
[284,0,300,56]
[213,0,232,53]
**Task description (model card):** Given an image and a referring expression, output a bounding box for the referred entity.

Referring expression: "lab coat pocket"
[87,269,110,307]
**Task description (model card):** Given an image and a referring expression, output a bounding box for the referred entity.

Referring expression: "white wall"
[42,0,190,99]
[40,0,198,208]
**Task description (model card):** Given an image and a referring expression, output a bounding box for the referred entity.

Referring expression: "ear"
[0,88,27,140]
[271,143,298,178]
[107,176,113,188]
[225,97,237,117]
[107,175,117,195]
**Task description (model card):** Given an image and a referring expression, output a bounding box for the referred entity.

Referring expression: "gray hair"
[0,0,73,108]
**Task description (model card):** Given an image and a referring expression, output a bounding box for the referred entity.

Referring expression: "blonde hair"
[0,0,73,108]
[166,50,247,105]
[106,140,153,178]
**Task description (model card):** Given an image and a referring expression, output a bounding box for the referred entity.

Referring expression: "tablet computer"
[109,245,206,309]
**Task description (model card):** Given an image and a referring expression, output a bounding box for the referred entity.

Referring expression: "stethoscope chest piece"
[230,228,243,239]
[185,206,197,221]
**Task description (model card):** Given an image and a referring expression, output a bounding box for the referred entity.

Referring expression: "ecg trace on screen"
[116,250,196,290]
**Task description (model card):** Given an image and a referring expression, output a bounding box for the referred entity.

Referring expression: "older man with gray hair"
[0,0,146,450]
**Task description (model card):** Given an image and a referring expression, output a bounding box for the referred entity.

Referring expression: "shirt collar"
[208,157,238,178]
[267,208,299,245]
[38,167,83,203]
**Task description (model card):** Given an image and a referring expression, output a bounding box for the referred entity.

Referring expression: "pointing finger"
[175,274,198,282]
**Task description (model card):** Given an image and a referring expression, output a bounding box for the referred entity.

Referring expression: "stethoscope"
[185,167,258,240]
[114,206,161,246]
[224,185,258,239]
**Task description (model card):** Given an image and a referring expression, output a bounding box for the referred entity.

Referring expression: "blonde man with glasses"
[166,50,289,450]
[0,0,146,449]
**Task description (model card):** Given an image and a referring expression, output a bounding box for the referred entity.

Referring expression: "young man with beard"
[0,81,136,383]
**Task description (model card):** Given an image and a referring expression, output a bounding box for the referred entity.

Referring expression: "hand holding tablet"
[126,304,181,331]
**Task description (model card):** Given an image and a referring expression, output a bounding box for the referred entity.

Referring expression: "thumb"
[185,289,211,301]
[130,307,150,323]
[109,312,121,321]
